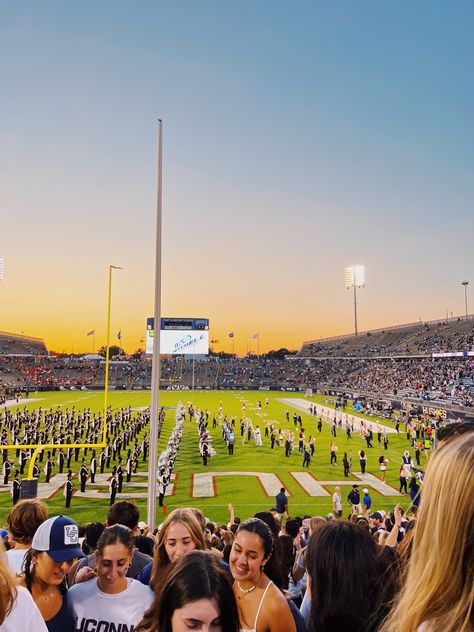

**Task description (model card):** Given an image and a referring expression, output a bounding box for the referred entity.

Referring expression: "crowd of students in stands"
[0,423,472,632]
[2,353,473,409]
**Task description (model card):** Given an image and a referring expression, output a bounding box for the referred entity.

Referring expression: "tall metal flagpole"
[147,119,163,530]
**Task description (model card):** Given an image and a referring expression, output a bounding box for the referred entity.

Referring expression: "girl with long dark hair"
[230,518,296,632]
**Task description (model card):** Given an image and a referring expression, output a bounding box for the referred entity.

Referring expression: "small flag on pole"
[117,331,122,341]
[87,330,95,337]
[228,332,235,338]
[252,332,259,340]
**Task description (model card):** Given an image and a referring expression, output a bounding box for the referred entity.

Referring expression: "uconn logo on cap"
[64,524,79,545]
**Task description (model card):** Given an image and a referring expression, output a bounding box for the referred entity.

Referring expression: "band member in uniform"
[105,443,112,469]
[2,457,12,485]
[158,469,170,507]
[79,459,88,493]
[32,462,40,479]
[117,458,124,493]
[142,437,148,462]
[201,441,209,466]
[126,450,132,483]
[99,448,106,474]
[44,452,53,484]
[64,470,73,508]
[19,448,27,475]
[12,470,21,505]
[57,449,65,474]
[90,450,97,484]
[67,446,73,470]
[109,467,118,506]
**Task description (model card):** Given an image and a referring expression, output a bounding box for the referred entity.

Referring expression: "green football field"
[0,390,421,528]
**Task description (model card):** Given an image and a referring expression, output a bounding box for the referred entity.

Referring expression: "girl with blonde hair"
[138,508,206,589]
[0,540,47,630]
[381,432,474,632]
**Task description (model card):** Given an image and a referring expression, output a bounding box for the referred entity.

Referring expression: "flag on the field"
[87,330,95,336]
[117,330,122,341]
[228,332,235,338]
[252,332,259,340]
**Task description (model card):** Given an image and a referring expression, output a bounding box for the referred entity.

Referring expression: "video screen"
[146,317,209,355]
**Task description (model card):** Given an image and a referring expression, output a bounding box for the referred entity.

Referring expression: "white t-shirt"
[332,492,342,511]
[5,548,28,576]
[68,577,153,631]
[0,585,48,631]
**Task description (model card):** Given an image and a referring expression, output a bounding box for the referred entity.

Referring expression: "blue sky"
[1,1,472,353]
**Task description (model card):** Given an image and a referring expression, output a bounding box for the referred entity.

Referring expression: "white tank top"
[241,580,272,632]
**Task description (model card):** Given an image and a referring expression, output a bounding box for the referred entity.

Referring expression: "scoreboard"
[146,317,209,355]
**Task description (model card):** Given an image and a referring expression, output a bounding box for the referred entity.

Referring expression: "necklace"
[236,581,257,599]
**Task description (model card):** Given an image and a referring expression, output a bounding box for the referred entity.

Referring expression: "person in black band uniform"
[100,448,106,474]
[3,458,12,485]
[90,451,97,484]
[64,470,73,508]
[79,460,88,493]
[117,459,124,493]
[12,470,21,505]
[109,468,118,506]
[57,449,65,474]
[44,452,53,484]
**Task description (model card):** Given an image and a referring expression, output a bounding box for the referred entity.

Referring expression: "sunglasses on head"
[436,420,474,442]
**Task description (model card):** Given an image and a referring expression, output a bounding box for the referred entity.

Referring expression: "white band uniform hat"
[32,515,85,562]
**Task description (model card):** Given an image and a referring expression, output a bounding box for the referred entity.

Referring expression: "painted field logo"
[191,471,403,498]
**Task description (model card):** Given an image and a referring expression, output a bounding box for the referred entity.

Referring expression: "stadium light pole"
[462,281,469,319]
[345,266,365,336]
[147,119,163,531]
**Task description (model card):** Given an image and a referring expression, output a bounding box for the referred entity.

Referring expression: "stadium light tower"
[462,280,469,319]
[345,265,365,336]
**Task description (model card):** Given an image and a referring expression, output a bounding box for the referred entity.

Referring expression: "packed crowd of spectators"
[1,316,473,410]
[0,426,472,632]
[300,316,474,357]
[1,354,474,409]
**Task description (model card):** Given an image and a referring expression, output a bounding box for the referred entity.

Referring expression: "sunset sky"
[1,2,473,356]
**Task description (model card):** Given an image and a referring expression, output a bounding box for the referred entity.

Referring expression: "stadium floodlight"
[462,281,469,319]
[0,258,4,282]
[345,265,365,336]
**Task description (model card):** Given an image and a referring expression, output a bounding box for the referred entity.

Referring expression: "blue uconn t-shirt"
[68,577,154,632]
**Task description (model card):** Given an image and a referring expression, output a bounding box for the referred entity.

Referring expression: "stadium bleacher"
[299,316,474,357]
[0,319,473,410]
[0,331,48,356]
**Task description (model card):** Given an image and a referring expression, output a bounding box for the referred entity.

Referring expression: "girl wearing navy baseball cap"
[19,514,83,631]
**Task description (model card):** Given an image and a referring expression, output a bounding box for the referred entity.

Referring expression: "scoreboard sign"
[146,317,209,355]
